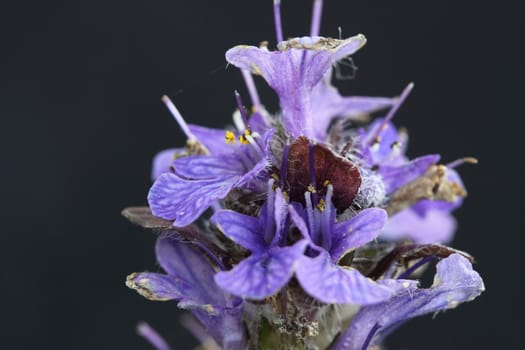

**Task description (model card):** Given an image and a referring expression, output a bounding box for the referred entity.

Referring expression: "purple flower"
[148,96,274,227]
[126,234,246,350]
[212,180,307,299]
[331,253,485,350]
[355,85,441,195]
[289,184,394,305]
[310,76,396,141]
[151,148,183,181]
[226,34,372,139]
[125,1,484,348]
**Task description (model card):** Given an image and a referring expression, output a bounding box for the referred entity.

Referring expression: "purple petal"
[235,129,273,190]
[188,124,230,155]
[381,207,457,244]
[295,251,393,305]
[332,254,484,350]
[148,173,237,226]
[151,148,183,181]
[331,208,387,261]
[126,272,188,301]
[214,243,306,300]
[248,110,270,134]
[289,204,312,241]
[360,120,408,166]
[310,82,395,140]
[212,210,265,253]
[173,154,245,179]
[192,306,247,350]
[380,154,440,193]
[226,35,366,138]
[235,156,269,189]
[155,237,226,307]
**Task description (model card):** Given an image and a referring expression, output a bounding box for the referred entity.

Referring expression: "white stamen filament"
[232,110,245,132]
[245,133,265,158]
[162,95,196,141]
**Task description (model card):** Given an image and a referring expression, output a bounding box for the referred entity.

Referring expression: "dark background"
[1,0,520,349]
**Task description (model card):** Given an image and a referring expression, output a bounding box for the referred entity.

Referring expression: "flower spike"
[126,2,483,348]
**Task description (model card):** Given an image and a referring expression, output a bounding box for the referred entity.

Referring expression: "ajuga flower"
[123,1,484,349]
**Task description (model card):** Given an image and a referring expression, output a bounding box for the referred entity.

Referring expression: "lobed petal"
[226,35,366,138]
[381,207,457,244]
[310,83,395,141]
[151,148,183,181]
[296,251,393,305]
[148,173,237,227]
[126,272,188,301]
[214,243,306,300]
[332,254,484,350]
[331,208,387,261]
[192,305,247,350]
[188,124,231,155]
[212,210,266,253]
[380,154,440,193]
[173,154,245,180]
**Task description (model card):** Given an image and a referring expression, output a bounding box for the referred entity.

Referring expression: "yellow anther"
[317,199,326,212]
[225,131,236,144]
[307,184,316,193]
[238,134,250,145]
[391,141,401,149]
[322,179,331,187]
[271,173,280,181]
[282,191,289,202]
[244,129,252,136]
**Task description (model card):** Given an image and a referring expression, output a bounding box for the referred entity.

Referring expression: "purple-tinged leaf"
[121,206,172,230]
[286,137,361,212]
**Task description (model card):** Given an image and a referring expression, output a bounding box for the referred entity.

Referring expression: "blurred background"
[1,0,519,349]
